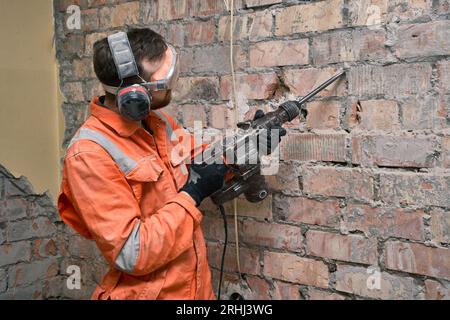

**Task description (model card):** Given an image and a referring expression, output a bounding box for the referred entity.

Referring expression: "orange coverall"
[57,97,215,300]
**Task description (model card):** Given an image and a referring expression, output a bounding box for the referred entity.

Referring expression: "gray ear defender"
[107,32,139,80]
[107,32,152,121]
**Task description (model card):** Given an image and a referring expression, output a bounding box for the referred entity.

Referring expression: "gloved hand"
[253,109,287,155]
[181,163,229,206]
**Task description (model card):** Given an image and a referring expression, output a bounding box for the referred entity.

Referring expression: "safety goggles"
[103,43,179,95]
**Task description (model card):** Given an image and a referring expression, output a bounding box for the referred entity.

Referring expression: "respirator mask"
[102,32,179,121]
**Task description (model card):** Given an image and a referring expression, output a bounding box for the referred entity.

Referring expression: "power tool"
[204,71,346,206]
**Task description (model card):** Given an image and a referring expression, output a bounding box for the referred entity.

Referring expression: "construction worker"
[57,28,228,300]
[57,27,285,300]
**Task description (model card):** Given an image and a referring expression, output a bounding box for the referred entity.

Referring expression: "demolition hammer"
[206,70,346,206]
[203,70,345,300]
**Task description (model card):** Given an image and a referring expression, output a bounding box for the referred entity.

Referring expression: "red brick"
[438,61,450,93]
[61,34,84,58]
[242,276,271,300]
[266,163,301,192]
[345,204,425,241]
[173,76,219,101]
[210,270,243,298]
[437,0,450,14]
[87,0,107,8]
[166,24,185,47]
[351,136,363,165]
[186,20,216,45]
[395,21,450,58]
[346,100,399,130]
[181,104,207,128]
[385,241,450,280]
[263,251,329,287]
[312,29,390,65]
[223,195,273,219]
[249,39,309,68]
[348,63,432,98]
[401,94,441,130]
[244,0,282,7]
[85,32,107,56]
[32,239,58,259]
[73,58,95,79]
[430,208,450,244]
[425,279,450,300]
[303,167,375,202]
[207,242,260,275]
[189,0,227,17]
[85,80,104,100]
[190,45,245,73]
[348,0,388,26]
[208,105,232,129]
[271,281,302,300]
[155,0,189,21]
[352,135,436,168]
[379,172,450,207]
[275,0,344,35]
[306,230,377,264]
[280,133,347,162]
[309,288,346,300]
[99,2,139,28]
[283,67,346,98]
[179,49,194,73]
[388,0,433,22]
[220,73,279,101]
[201,215,236,242]
[219,11,272,41]
[306,101,341,130]
[275,196,340,227]
[240,220,302,252]
[439,94,450,128]
[336,264,416,299]
[78,9,99,32]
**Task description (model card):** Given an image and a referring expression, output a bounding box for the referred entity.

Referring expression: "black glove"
[181,163,228,206]
[253,109,287,155]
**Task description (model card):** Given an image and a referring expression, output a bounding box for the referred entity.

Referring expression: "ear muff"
[117,84,152,121]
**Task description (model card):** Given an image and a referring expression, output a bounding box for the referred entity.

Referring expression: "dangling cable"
[228,0,243,280]
[221,1,243,295]
[217,204,228,300]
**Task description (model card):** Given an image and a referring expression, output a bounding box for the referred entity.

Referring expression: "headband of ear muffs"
[107,32,152,121]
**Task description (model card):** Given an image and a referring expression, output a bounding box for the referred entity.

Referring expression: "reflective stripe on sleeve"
[114,221,141,273]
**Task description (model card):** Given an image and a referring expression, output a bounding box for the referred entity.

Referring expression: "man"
[58,27,285,300]
[57,28,228,300]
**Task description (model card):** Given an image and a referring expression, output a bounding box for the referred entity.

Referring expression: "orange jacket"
[57,97,215,300]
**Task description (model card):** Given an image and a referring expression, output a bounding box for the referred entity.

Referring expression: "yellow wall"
[0,0,63,201]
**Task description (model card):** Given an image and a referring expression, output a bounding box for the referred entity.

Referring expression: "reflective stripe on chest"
[68,120,190,190]
[69,128,138,175]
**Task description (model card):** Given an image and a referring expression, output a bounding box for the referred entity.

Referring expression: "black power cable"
[217,204,228,300]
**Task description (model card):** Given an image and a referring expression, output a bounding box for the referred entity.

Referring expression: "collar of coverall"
[90,97,163,138]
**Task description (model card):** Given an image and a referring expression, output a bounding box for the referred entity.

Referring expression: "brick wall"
[0,164,107,299]
[51,0,450,300]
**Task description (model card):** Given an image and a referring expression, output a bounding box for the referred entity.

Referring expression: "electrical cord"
[217,204,228,300]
